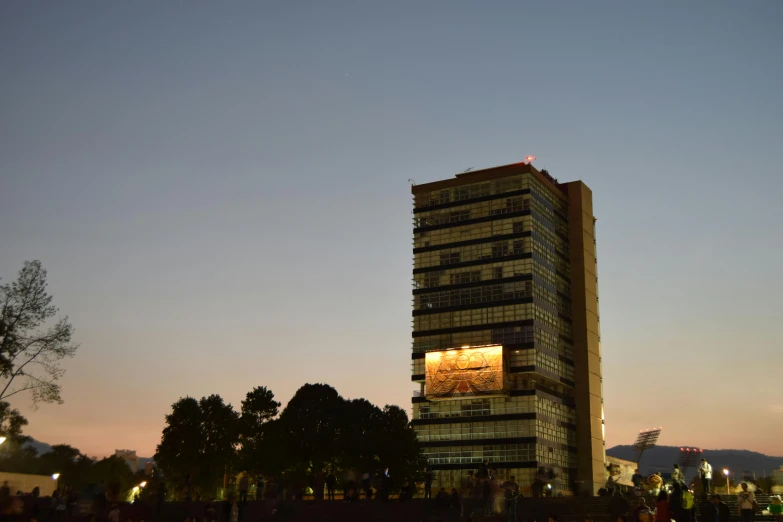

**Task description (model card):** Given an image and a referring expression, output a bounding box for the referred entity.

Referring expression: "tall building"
[410,161,605,495]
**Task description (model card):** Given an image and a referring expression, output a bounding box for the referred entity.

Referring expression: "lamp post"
[0,436,6,445]
[723,469,730,495]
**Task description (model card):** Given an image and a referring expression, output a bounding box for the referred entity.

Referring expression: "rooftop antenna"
[463,167,473,173]
[408,179,416,186]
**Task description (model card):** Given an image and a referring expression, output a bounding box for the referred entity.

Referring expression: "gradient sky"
[1,1,782,459]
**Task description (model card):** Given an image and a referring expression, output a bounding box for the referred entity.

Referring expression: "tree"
[0,401,29,441]
[38,444,94,490]
[338,398,383,472]
[373,405,424,487]
[90,455,135,501]
[154,395,240,499]
[238,386,280,474]
[0,260,79,406]
[277,383,345,499]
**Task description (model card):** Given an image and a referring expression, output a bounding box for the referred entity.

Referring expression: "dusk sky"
[1,1,782,459]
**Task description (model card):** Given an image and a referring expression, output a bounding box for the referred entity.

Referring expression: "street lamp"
[139,481,147,488]
[0,436,6,445]
[723,469,730,495]
[51,473,60,481]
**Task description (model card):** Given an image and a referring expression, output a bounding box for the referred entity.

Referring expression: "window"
[439,252,461,265]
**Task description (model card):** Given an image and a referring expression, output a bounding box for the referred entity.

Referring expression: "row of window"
[413,304,538,333]
[415,258,535,289]
[410,325,573,359]
[536,327,574,359]
[413,197,528,228]
[413,175,528,210]
[422,443,574,467]
[537,396,576,425]
[415,217,530,249]
[416,396,534,419]
[414,395,573,420]
[423,468,571,494]
[414,418,574,444]
[534,351,575,382]
[415,281,532,310]
[413,304,571,340]
[414,238,530,270]
[412,325,534,354]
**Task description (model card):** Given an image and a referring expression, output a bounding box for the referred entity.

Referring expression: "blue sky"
[1,1,782,457]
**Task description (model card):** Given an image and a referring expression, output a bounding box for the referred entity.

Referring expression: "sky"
[1,1,782,460]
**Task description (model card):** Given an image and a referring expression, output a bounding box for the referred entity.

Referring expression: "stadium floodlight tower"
[633,427,662,464]
[678,447,703,476]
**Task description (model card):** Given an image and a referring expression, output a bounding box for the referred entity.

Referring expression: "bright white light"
[547,484,552,489]
[723,469,729,476]
[139,481,147,488]
[0,437,6,445]
[51,473,60,480]
[132,486,140,492]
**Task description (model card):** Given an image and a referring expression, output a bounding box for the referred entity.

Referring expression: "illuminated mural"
[425,345,505,400]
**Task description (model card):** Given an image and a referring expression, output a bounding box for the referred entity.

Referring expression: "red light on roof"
[526,156,536,162]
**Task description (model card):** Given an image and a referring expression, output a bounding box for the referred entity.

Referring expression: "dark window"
[439,253,461,265]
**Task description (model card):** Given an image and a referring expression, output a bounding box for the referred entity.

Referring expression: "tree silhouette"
[0,260,79,407]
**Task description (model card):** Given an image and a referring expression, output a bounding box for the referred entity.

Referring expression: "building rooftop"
[410,160,567,200]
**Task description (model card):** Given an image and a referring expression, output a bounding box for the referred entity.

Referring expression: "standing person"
[672,465,685,488]
[0,482,9,504]
[737,483,756,522]
[465,470,475,498]
[482,475,492,516]
[478,460,489,481]
[609,490,631,522]
[766,495,782,522]
[655,490,670,522]
[632,469,645,495]
[712,495,730,522]
[632,498,649,522]
[502,476,519,522]
[325,471,337,500]
[670,482,684,522]
[491,470,504,514]
[256,474,265,500]
[700,494,716,522]
[423,467,433,500]
[379,468,391,502]
[229,497,239,522]
[107,504,120,522]
[681,487,696,522]
[361,472,372,500]
[699,459,713,497]
[238,475,249,503]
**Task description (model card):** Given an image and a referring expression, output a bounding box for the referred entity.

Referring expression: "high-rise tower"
[410,162,605,495]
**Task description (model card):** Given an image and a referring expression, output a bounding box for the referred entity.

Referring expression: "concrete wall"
[564,181,606,496]
[0,472,58,496]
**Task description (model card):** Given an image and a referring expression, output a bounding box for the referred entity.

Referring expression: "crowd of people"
[602,458,782,522]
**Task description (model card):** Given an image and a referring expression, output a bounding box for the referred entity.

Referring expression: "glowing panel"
[425,345,505,400]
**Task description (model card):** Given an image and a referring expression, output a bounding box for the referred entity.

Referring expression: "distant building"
[115,449,140,472]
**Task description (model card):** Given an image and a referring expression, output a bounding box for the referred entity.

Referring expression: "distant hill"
[23,438,53,456]
[607,445,783,480]
[23,438,153,470]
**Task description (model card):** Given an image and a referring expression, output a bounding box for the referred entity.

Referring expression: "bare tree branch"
[0,261,79,408]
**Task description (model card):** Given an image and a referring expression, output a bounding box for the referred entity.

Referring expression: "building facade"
[410,162,605,495]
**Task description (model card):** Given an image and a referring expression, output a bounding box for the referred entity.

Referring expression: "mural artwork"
[425,345,505,400]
